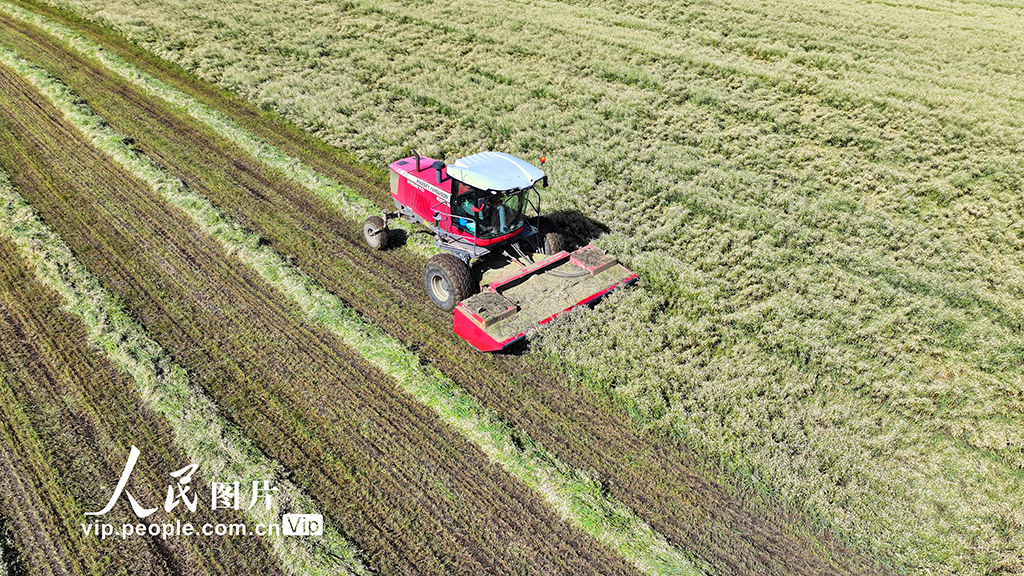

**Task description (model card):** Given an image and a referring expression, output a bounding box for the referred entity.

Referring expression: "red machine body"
[369,151,637,352]
[389,153,538,254]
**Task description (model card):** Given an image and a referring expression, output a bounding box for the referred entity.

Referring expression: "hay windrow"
[0,104,370,576]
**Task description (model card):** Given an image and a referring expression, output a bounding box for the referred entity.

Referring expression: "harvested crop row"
[0,7,887,576]
[0,234,286,576]
[0,51,640,576]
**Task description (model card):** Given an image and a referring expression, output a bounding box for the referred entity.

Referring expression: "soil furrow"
[0,51,638,575]
[0,235,283,576]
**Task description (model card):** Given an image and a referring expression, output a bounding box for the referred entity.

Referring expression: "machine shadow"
[383,227,409,249]
[545,210,610,250]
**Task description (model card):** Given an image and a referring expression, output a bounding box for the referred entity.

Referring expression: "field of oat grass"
[13,0,1024,573]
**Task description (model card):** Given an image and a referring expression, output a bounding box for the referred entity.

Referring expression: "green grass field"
[3,0,1023,573]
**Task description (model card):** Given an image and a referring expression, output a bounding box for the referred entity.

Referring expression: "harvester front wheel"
[537,216,566,255]
[362,216,388,250]
[424,253,474,312]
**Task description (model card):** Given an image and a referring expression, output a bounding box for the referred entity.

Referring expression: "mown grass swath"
[23,0,1024,572]
[0,146,370,576]
[0,229,289,576]
[0,37,701,576]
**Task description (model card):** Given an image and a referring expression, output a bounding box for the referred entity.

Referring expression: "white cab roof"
[446,151,544,191]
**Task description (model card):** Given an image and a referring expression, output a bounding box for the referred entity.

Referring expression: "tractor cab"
[442,151,545,248]
[449,177,529,240]
[386,151,548,261]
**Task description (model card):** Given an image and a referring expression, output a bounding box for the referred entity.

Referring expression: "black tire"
[536,216,566,255]
[362,216,388,250]
[423,253,474,311]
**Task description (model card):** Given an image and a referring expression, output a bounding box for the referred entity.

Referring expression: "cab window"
[451,181,482,234]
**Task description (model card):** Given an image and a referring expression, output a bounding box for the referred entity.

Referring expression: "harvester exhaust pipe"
[432,160,445,184]
[414,150,422,171]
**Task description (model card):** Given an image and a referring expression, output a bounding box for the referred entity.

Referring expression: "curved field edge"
[26,0,1024,573]
[0,42,702,576]
[0,158,370,575]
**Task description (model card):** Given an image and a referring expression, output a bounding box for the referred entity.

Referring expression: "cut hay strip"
[0,0,434,259]
[0,30,704,576]
[0,49,372,576]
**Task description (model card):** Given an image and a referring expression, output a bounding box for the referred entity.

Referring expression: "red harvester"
[362,151,637,351]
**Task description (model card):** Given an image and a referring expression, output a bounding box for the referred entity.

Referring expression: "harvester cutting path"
[362,151,637,351]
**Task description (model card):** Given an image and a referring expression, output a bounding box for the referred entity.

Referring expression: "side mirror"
[542,176,549,188]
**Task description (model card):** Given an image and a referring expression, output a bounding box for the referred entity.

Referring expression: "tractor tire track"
[0,8,887,576]
[0,52,639,576]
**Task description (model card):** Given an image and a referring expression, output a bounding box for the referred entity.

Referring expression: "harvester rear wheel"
[424,253,474,312]
[537,216,566,255]
[362,216,388,250]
